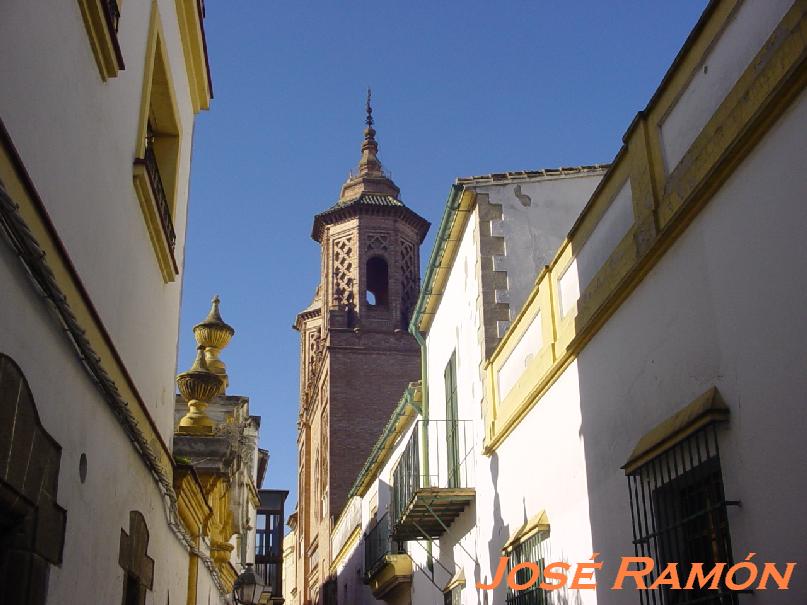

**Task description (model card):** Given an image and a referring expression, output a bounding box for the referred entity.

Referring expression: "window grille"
[444,585,462,605]
[505,530,548,605]
[627,423,740,605]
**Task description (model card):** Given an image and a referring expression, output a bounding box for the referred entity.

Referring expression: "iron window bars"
[444,585,462,605]
[505,530,548,605]
[627,423,740,605]
[103,0,121,33]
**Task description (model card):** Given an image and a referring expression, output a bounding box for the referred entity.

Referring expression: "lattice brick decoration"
[400,238,418,320]
[332,236,355,306]
[366,232,389,252]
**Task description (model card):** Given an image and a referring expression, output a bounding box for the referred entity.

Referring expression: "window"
[624,390,737,605]
[505,530,548,605]
[443,569,465,605]
[77,0,125,80]
[366,256,389,307]
[444,586,462,605]
[133,3,182,283]
[444,351,460,488]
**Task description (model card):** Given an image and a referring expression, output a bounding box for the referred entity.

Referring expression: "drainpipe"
[411,328,430,487]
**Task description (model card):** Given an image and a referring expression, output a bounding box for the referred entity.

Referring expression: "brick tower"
[293,93,429,603]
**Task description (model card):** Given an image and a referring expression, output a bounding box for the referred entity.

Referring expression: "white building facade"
[0,1,265,604]
[324,1,807,604]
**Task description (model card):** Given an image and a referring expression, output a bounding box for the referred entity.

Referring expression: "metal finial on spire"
[365,88,374,127]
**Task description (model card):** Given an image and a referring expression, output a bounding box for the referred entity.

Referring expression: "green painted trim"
[408,183,464,337]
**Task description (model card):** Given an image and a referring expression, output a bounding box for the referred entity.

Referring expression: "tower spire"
[359,88,381,177]
[336,89,401,202]
[365,87,374,128]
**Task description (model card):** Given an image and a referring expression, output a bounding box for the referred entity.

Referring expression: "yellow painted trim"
[417,188,477,333]
[174,469,213,537]
[483,0,807,454]
[443,568,465,593]
[174,469,210,605]
[502,510,549,553]
[133,1,183,283]
[623,387,729,474]
[76,0,123,80]
[133,163,177,282]
[368,554,413,599]
[174,0,212,112]
[0,141,174,486]
[329,526,361,573]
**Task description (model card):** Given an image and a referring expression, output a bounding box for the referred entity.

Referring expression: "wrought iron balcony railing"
[254,562,280,599]
[135,134,176,254]
[103,0,121,33]
[391,420,475,540]
[364,512,400,576]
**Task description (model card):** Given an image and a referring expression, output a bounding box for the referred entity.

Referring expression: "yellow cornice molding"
[174,0,212,112]
[174,468,213,537]
[76,0,125,80]
[623,387,729,474]
[502,511,549,553]
[330,526,361,574]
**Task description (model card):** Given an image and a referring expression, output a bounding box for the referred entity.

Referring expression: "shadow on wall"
[476,452,508,605]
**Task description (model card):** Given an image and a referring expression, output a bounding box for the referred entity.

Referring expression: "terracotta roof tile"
[456,164,610,186]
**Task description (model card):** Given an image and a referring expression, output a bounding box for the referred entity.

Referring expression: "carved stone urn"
[176,345,224,434]
[193,295,235,395]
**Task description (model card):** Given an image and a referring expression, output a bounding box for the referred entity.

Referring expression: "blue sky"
[177,1,709,515]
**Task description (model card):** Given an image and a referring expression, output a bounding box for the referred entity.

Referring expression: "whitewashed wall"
[0,242,193,604]
[0,0,226,602]
[660,0,794,171]
[0,0,196,440]
[479,173,604,322]
[576,87,807,604]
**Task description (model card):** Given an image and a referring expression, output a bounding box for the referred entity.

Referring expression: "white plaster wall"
[481,173,604,321]
[575,86,807,602]
[474,361,595,605]
[0,242,227,603]
[0,0,198,441]
[559,179,633,316]
[422,205,598,604]
[426,213,483,429]
[660,0,794,171]
[425,214,489,604]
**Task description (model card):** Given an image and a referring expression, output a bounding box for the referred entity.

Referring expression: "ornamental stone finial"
[176,345,224,434]
[193,295,234,395]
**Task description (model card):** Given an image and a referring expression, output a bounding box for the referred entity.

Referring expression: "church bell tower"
[294,92,429,600]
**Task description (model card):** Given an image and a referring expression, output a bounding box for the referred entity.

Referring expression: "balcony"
[102,0,121,33]
[132,128,178,282]
[255,489,287,603]
[391,420,475,541]
[364,513,412,599]
[77,0,125,79]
